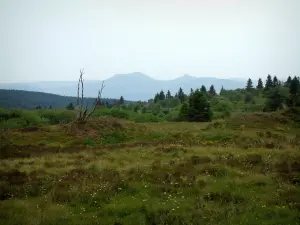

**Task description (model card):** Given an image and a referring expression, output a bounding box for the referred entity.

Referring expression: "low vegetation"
[1,108,300,224]
[0,74,300,224]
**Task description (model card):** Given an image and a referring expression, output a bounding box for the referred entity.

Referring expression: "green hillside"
[0,89,132,110]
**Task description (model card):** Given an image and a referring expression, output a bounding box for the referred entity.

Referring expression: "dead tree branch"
[75,68,105,124]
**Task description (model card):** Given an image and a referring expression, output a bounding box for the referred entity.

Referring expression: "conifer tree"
[159,90,165,100]
[187,89,212,122]
[285,76,292,87]
[166,90,172,99]
[246,78,253,91]
[209,85,216,96]
[273,76,279,87]
[119,96,124,105]
[256,78,263,89]
[177,87,185,103]
[265,74,273,90]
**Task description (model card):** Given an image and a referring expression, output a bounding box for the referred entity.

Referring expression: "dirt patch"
[21,127,39,132]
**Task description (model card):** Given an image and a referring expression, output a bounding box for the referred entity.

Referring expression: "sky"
[0,0,299,82]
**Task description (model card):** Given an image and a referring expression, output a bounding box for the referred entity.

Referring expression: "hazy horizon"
[1,0,299,83]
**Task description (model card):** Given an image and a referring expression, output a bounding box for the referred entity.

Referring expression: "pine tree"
[200,85,207,93]
[190,88,194,95]
[265,74,273,90]
[246,78,253,91]
[66,102,75,110]
[166,90,172,99]
[273,76,279,87]
[257,78,263,89]
[290,76,300,106]
[119,96,124,105]
[285,76,292,87]
[187,89,212,122]
[177,87,185,103]
[159,90,165,100]
[209,85,216,96]
[264,87,285,111]
[219,86,226,96]
[154,93,159,103]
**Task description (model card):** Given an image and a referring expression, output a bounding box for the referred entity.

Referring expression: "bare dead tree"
[75,68,105,124]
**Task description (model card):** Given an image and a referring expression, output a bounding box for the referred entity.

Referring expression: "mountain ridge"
[0,73,249,101]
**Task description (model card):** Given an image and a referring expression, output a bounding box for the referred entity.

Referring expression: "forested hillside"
[0,89,132,110]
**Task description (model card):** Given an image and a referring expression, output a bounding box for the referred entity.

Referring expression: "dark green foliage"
[178,103,188,121]
[38,109,76,124]
[200,85,207,94]
[263,87,287,112]
[177,87,185,103]
[190,88,194,96]
[265,74,273,90]
[257,78,264,89]
[0,89,129,110]
[209,85,216,97]
[289,76,300,106]
[119,96,124,105]
[273,76,279,87]
[66,102,75,110]
[244,92,253,104]
[166,90,172,99]
[159,90,165,101]
[187,89,212,122]
[246,78,253,91]
[285,76,292,87]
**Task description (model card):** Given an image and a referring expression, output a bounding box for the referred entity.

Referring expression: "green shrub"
[110,108,130,119]
[0,108,9,120]
[133,113,161,123]
[38,109,75,124]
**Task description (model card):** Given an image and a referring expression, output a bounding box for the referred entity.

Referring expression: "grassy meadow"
[0,108,300,225]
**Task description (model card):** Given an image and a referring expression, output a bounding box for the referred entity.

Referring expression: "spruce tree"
[209,85,216,96]
[154,93,159,103]
[257,78,263,89]
[66,102,75,110]
[190,88,194,95]
[200,85,207,93]
[265,74,273,90]
[166,90,172,99]
[273,76,279,87]
[246,78,253,91]
[290,76,300,106]
[187,89,212,122]
[119,96,124,105]
[264,87,285,111]
[285,76,292,87]
[177,87,185,103]
[159,90,165,101]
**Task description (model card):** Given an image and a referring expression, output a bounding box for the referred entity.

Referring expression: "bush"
[38,109,76,124]
[0,108,9,120]
[133,113,161,123]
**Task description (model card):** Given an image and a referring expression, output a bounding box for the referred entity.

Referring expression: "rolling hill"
[0,89,132,110]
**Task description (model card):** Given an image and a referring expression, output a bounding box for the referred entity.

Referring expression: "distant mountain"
[0,73,248,101]
[0,89,131,110]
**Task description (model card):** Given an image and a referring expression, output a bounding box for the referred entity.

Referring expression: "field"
[1,110,300,225]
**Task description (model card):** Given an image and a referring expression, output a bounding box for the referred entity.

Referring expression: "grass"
[0,112,300,224]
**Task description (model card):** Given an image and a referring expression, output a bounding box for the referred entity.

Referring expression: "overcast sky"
[0,0,299,82]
